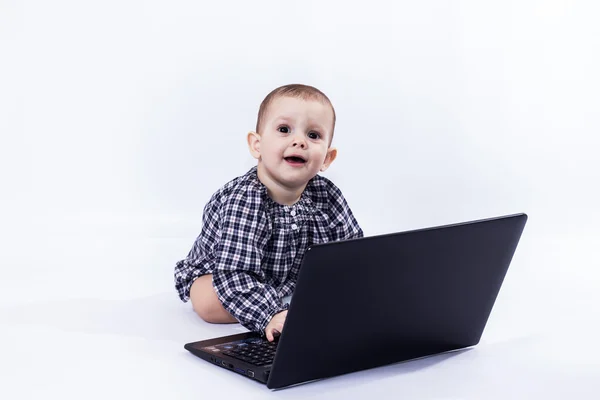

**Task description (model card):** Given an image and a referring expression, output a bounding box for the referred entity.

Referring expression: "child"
[174,84,363,341]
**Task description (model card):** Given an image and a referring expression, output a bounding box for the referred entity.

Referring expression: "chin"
[276,170,313,187]
[279,175,309,188]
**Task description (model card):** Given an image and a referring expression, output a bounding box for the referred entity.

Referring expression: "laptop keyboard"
[219,339,278,366]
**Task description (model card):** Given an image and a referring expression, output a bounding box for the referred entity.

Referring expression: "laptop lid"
[266,213,528,389]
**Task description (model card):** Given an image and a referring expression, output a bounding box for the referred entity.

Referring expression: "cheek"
[263,142,284,158]
[312,148,328,162]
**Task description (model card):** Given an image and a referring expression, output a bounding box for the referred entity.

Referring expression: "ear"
[247,131,261,160]
[320,147,338,172]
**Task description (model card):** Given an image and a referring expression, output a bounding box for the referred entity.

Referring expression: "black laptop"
[184,213,528,389]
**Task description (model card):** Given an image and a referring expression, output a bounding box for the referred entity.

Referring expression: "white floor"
[1,220,599,399]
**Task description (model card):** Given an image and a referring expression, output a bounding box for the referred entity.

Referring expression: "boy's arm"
[329,187,364,241]
[211,205,287,334]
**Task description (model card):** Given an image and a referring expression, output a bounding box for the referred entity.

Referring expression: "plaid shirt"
[174,166,363,333]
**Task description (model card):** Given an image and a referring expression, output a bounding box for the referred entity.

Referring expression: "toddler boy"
[174,84,363,341]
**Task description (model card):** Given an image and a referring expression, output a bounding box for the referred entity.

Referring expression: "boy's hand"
[265,310,288,342]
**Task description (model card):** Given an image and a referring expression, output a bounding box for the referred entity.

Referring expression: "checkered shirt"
[174,166,363,334]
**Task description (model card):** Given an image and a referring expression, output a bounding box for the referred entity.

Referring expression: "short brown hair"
[255,84,336,145]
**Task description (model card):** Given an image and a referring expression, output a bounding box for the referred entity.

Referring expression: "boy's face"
[248,96,337,190]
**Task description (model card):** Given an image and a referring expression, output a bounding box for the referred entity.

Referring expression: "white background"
[1,0,599,399]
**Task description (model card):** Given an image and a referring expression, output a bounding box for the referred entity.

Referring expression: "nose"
[292,135,307,149]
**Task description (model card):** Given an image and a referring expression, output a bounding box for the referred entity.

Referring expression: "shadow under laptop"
[267,348,471,393]
[265,334,542,397]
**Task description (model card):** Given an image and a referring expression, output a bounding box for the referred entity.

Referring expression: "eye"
[278,126,290,134]
[308,131,321,140]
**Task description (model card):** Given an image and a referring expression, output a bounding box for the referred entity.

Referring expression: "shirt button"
[290,210,296,217]
[291,224,298,230]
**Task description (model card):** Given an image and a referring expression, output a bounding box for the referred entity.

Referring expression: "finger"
[266,329,273,342]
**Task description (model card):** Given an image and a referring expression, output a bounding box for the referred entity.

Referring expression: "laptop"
[184,213,528,389]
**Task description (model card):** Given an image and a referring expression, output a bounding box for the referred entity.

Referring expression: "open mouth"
[284,156,306,164]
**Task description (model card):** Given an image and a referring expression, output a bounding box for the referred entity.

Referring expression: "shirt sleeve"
[328,185,364,242]
[211,197,288,334]
[174,197,221,302]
